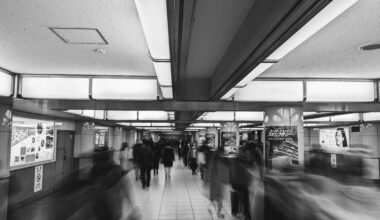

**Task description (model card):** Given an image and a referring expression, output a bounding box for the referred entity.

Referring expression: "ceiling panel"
[261,0,380,79]
[0,0,155,76]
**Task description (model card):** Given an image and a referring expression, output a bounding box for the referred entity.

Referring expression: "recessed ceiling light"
[95,49,106,54]
[359,43,380,51]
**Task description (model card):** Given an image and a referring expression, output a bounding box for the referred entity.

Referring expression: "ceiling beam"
[209,0,330,100]
[11,98,380,112]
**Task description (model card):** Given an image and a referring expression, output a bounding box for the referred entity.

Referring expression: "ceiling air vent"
[49,27,108,45]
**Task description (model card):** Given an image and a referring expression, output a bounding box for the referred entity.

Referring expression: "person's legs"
[140,166,146,188]
[241,187,251,219]
[146,168,151,187]
[168,167,171,178]
[164,167,168,178]
[134,163,140,181]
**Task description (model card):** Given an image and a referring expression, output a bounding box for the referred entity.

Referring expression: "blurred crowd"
[65,138,380,220]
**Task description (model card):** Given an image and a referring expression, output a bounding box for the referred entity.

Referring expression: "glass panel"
[235,112,264,121]
[0,70,12,97]
[21,77,89,99]
[307,81,374,102]
[139,111,168,120]
[161,86,173,99]
[154,62,172,86]
[234,81,304,101]
[107,111,138,120]
[92,78,158,100]
[134,0,170,60]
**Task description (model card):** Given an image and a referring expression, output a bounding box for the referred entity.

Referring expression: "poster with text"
[266,126,298,164]
[206,133,216,151]
[319,127,350,149]
[221,132,238,157]
[34,165,43,192]
[10,116,55,170]
[95,127,109,148]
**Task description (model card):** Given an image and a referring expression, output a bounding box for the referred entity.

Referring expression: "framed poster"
[95,126,109,148]
[10,116,56,170]
[205,133,216,151]
[221,132,238,156]
[34,165,43,192]
[319,127,350,149]
[265,126,298,166]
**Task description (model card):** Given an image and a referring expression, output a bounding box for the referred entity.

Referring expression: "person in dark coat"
[188,143,198,175]
[152,143,161,176]
[162,144,175,179]
[133,141,143,181]
[139,143,153,188]
[182,142,190,167]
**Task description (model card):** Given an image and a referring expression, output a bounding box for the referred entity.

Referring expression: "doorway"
[54,131,75,190]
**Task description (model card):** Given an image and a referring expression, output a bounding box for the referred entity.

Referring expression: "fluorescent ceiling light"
[21,77,89,99]
[304,116,330,122]
[139,111,169,120]
[161,86,173,99]
[363,112,380,121]
[153,62,172,86]
[234,81,303,102]
[152,123,172,126]
[235,112,264,121]
[92,78,157,100]
[307,81,374,102]
[330,113,359,122]
[267,0,358,60]
[303,112,318,116]
[134,0,170,60]
[0,70,12,97]
[237,63,274,87]
[221,87,239,100]
[191,123,221,127]
[132,122,152,127]
[107,111,138,120]
[198,112,234,121]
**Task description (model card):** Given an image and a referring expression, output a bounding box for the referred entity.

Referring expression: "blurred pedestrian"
[133,140,143,181]
[198,141,210,180]
[182,142,190,167]
[188,143,198,175]
[139,142,153,189]
[162,143,175,179]
[152,143,161,176]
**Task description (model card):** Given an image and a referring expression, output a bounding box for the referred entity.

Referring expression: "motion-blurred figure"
[139,142,153,189]
[188,143,198,175]
[198,141,210,180]
[152,142,161,176]
[162,143,175,179]
[133,140,143,181]
[182,142,190,167]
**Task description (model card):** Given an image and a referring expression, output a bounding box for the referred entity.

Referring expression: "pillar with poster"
[221,122,239,157]
[265,126,299,170]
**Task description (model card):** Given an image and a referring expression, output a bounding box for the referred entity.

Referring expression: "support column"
[263,106,304,171]
[221,122,239,156]
[0,102,12,220]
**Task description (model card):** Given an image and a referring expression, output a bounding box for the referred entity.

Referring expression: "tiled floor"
[130,160,235,220]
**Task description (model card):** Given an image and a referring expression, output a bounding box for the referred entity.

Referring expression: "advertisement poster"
[10,116,55,170]
[221,132,238,157]
[95,127,109,148]
[34,165,43,192]
[265,126,298,164]
[319,127,350,149]
[198,134,206,146]
[205,133,216,151]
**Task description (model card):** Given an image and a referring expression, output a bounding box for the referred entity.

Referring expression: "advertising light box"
[10,116,56,170]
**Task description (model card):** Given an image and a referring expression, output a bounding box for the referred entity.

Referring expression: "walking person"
[182,142,190,167]
[119,142,134,174]
[188,143,198,175]
[162,143,175,179]
[133,140,143,181]
[139,142,153,189]
[198,142,210,180]
[152,143,161,176]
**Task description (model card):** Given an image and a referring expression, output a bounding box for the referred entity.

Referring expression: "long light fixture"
[139,111,170,120]
[107,111,138,120]
[306,81,374,102]
[92,78,158,100]
[267,0,358,60]
[234,81,304,102]
[134,0,172,99]
[134,0,170,60]
[0,70,12,97]
[237,63,274,87]
[21,77,89,99]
